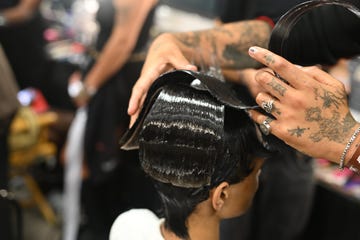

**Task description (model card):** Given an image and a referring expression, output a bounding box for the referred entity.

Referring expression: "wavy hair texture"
[139,84,271,239]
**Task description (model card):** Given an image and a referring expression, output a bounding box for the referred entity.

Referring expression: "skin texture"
[127,20,272,125]
[247,46,360,164]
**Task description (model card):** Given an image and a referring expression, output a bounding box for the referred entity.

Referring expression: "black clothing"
[219,0,305,23]
[220,1,360,239]
[84,1,157,185]
[0,113,15,240]
[0,3,75,110]
[285,3,360,66]
[0,12,50,90]
[79,1,160,239]
[0,0,19,9]
[220,0,360,66]
[219,1,316,240]
[220,152,314,240]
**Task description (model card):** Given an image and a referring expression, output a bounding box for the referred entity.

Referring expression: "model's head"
[139,84,271,239]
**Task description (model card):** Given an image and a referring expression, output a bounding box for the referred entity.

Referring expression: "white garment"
[63,107,87,240]
[109,209,164,240]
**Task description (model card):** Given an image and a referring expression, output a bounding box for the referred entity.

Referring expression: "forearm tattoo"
[220,22,269,69]
[222,43,250,66]
[174,32,201,49]
[174,21,271,69]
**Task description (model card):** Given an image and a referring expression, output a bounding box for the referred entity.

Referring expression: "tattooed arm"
[70,0,158,106]
[128,20,272,124]
[248,46,360,166]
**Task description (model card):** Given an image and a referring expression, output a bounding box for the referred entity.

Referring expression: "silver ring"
[259,117,273,135]
[261,99,274,114]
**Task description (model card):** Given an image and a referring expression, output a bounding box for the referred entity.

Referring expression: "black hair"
[139,84,271,239]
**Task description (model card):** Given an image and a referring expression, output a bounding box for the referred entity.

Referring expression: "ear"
[211,182,230,211]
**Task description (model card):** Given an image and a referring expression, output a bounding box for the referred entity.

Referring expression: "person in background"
[65,0,160,239]
[0,0,77,110]
[0,0,48,90]
[0,2,44,239]
[0,44,20,240]
[110,80,272,240]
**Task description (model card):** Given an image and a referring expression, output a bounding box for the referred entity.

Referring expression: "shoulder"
[109,209,164,240]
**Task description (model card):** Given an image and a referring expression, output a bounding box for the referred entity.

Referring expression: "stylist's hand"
[127,33,197,126]
[247,46,360,164]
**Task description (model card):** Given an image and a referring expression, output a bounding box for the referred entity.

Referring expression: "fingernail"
[249,47,257,54]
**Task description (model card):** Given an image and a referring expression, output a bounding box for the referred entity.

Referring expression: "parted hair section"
[139,84,271,189]
[139,84,225,188]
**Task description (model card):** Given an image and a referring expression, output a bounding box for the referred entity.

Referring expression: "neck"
[187,211,220,240]
[161,202,220,240]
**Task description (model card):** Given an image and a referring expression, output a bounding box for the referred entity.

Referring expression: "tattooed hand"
[127,20,271,126]
[248,46,360,164]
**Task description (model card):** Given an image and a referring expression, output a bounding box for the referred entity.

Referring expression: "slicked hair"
[139,84,271,239]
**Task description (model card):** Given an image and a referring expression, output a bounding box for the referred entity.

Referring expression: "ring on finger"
[261,99,274,114]
[259,117,274,136]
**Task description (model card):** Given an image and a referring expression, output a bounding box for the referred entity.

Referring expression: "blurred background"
[1,0,360,240]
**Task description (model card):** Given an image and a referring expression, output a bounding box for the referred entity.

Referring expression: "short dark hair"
[139,84,271,239]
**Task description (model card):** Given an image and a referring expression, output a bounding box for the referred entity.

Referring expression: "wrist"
[68,80,97,103]
[337,123,360,171]
[84,83,97,97]
[345,123,360,163]
[347,144,360,173]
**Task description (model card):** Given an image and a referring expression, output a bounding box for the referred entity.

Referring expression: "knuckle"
[272,59,286,70]
[255,92,265,103]
[255,71,270,83]
[307,66,320,72]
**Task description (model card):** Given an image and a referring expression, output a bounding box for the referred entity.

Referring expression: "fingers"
[254,70,293,100]
[129,111,139,128]
[248,109,280,136]
[127,42,197,126]
[128,90,145,128]
[248,46,310,89]
[168,51,198,72]
[237,68,262,97]
[256,92,283,117]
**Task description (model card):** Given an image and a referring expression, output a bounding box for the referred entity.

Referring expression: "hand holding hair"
[248,46,360,167]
